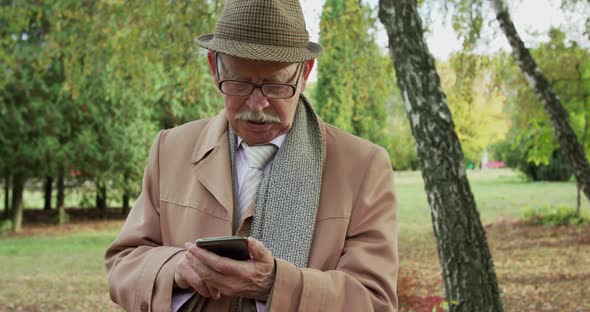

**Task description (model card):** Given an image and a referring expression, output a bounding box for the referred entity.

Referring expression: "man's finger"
[190,247,248,278]
[178,255,211,298]
[208,284,221,300]
[247,237,273,262]
[182,248,222,299]
[198,264,221,301]
[176,241,197,288]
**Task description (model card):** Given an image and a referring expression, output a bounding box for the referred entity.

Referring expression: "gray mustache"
[235,110,281,124]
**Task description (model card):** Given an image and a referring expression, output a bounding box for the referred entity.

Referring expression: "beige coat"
[105,110,398,312]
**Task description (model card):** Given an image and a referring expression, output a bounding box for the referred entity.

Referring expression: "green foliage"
[528,149,572,182]
[447,0,483,51]
[493,29,590,175]
[523,206,589,226]
[0,219,12,236]
[389,120,420,170]
[388,102,419,170]
[422,1,590,175]
[438,53,512,165]
[315,0,354,133]
[56,0,221,195]
[494,131,573,181]
[1,0,222,219]
[85,0,222,129]
[508,29,590,164]
[0,2,64,179]
[315,0,398,163]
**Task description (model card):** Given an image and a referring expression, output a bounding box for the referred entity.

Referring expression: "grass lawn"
[1,169,589,311]
[395,169,589,236]
[0,222,122,311]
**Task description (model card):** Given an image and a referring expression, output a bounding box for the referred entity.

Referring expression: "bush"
[52,210,70,225]
[495,141,572,181]
[528,149,572,181]
[523,206,589,226]
[0,219,12,235]
[388,116,420,171]
[398,269,447,312]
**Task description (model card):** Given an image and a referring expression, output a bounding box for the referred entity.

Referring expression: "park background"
[1,0,589,311]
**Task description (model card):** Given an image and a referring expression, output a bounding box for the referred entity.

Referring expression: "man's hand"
[175,242,221,299]
[174,237,276,301]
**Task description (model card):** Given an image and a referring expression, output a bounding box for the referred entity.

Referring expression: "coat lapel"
[191,111,234,221]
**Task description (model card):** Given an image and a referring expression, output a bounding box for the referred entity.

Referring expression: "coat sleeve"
[105,130,185,312]
[267,147,398,312]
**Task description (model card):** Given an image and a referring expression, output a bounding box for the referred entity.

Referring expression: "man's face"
[208,53,314,145]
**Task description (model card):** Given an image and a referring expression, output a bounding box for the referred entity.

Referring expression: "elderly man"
[105,0,398,311]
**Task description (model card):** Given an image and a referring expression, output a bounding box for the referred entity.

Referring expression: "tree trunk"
[56,167,67,225]
[122,192,130,215]
[3,173,10,219]
[44,176,53,211]
[577,107,589,216]
[577,183,582,216]
[577,65,589,215]
[11,174,26,233]
[378,1,504,311]
[492,0,590,202]
[96,183,107,218]
[122,173,130,215]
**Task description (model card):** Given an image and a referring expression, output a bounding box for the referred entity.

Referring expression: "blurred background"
[1,0,589,311]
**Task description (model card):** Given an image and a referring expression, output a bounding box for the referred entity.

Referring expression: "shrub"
[398,269,447,312]
[493,139,572,182]
[0,219,12,235]
[523,206,589,226]
[52,210,70,225]
[509,148,571,181]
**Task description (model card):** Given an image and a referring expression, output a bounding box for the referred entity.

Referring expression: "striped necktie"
[238,143,278,217]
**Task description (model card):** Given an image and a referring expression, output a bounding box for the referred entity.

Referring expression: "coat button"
[140,302,148,312]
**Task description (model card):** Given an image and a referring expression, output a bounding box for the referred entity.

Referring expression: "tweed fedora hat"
[195,0,322,63]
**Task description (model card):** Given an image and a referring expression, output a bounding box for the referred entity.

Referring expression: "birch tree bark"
[378,1,503,310]
[492,0,590,201]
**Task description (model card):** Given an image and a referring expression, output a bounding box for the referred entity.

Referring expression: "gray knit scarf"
[229,95,324,311]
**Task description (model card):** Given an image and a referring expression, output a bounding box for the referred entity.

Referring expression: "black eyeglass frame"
[214,53,304,99]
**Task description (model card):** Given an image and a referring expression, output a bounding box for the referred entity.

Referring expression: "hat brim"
[195,34,322,63]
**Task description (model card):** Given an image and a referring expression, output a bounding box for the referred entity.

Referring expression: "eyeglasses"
[215,53,303,99]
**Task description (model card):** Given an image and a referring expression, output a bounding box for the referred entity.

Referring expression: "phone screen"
[195,236,250,260]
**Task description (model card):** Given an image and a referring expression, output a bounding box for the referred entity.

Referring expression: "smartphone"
[195,236,250,260]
